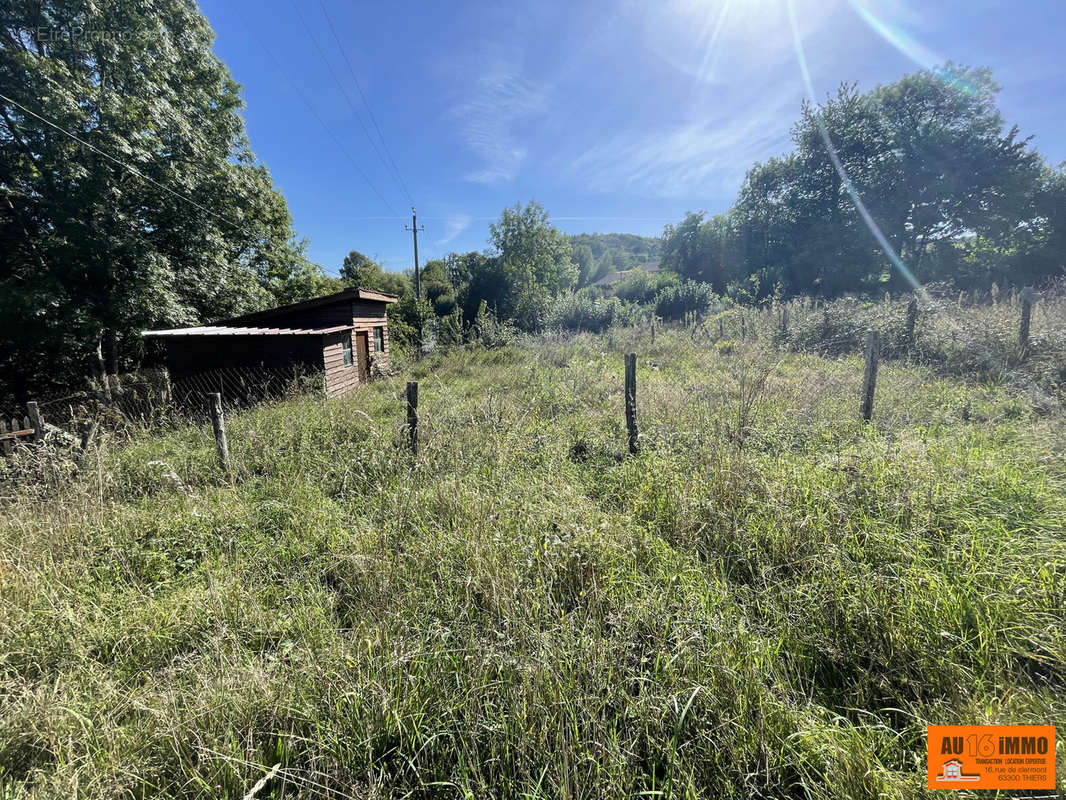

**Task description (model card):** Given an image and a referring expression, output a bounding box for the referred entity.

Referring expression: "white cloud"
[565,93,799,198]
[452,70,550,184]
[435,213,473,246]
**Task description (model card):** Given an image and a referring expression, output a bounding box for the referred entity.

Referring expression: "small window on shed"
[342,334,353,366]
[373,326,385,353]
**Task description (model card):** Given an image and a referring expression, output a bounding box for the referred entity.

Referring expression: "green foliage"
[614,269,679,305]
[568,232,661,267]
[386,295,430,353]
[663,64,1059,301]
[0,0,329,397]
[654,280,724,321]
[544,291,638,333]
[420,259,458,319]
[339,250,410,297]
[572,243,595,287]
[489,201,577,329]
[469,299,519,348]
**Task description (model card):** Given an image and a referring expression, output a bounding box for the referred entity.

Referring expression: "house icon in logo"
[936,759,980,782]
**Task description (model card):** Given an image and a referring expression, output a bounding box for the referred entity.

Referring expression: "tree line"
[359,64,1066,350]
[660,65,1065,300]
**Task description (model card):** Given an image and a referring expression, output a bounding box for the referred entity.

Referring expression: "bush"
[614,270,678,305]
[544,292,640,333]
[470,300,520,348]
[654,280,724,321]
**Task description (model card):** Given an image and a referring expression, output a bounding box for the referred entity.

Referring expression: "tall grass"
[1,325,1063,798]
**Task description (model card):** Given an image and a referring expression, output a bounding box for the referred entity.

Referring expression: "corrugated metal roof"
[141,324,355,338]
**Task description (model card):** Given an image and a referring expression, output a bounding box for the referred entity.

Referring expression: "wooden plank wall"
[322,331,360,397]
[350,301,390,371]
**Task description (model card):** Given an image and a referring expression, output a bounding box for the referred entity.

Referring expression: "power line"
[316,0,414,206]
[0,90,247,231]
[242,25,401,218]
[286,0,411,209]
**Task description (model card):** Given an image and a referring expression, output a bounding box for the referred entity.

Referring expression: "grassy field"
[1,322,1064,798]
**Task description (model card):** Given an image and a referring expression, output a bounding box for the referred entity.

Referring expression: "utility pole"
[405,206,424,301]
[405,207,426,355]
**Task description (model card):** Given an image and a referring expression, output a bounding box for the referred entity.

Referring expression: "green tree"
[489,201,576,329]
[0,0,321,397]
[339,250,381,286]
[687,64,1050,300]
[339,250,409,296]
[572,244,594,286]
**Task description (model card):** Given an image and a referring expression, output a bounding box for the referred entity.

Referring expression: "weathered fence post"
[779,306,789,337]
[861,330,880,422]
[1018,287,1034,355]
[80,421,99,452]
[651,318,656,346]
[208,392,230,473]
[26,401,44,444]
[0,421,12,456]
[624,353,639,454]
[904,296,918,348]
[406,381,419,457]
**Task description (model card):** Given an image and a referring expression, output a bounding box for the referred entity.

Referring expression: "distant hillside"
[568,232,661,270]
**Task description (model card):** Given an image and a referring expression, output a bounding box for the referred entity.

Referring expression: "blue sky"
[197,0,1066,276]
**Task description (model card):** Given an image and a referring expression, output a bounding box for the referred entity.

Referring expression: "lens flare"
[846,1,982,96]
[785,0,925,296]
[695,0,736,83]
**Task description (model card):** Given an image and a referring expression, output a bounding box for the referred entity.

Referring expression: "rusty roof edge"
[141,324,357,338]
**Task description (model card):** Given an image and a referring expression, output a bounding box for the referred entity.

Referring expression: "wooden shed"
[142,288,397,400]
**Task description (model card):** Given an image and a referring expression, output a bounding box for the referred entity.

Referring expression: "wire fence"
[2,282,1063,490]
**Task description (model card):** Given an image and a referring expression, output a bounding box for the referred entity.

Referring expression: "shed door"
[356,331,371,381]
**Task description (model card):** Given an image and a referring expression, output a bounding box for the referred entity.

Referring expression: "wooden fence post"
[80,421,99,452]
[208,393,230,473]
[779,306,789,337]
[651,318,656,345]
[624,353,639,454]
[861,330,880,422]
[26,401,44,444]
[1018,287,1034,354]
[0,420,12,456]
[904,296,918,348]
[406,381,419,457]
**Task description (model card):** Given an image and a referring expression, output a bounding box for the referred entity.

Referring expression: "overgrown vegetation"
[2,306,1064,797]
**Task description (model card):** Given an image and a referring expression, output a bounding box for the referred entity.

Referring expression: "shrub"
[614,270,678,305]
[543,293,639,333]
[469,300,520,348]
[654,280,724,321]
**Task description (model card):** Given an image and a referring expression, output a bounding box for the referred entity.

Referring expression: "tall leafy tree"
[0,0,326,397]
[488,201,576,329]
[339,249,408,296]
[677,64,1051,299]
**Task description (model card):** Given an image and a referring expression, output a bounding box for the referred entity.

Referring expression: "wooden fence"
[0,402,43,456]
